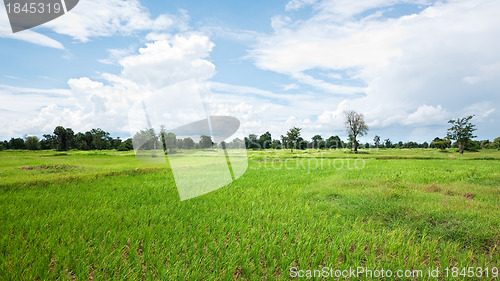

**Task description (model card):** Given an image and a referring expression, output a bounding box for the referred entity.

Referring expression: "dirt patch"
[426,184,442,193]
[21,165,78,171]
[463,193,475,200]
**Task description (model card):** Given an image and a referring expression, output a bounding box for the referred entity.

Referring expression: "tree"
[245,134,260,150]
[183,137,195,149]
[373,135,381,148]
[446,115,477,154]
[384,139,392,149]
[164,132,177,153]
[9,137,25,149]
[344,110,369,152]
[311,135,325,149]
[258,132,272,149]
[24,136,40,150]
[430,137,451,151]
[326,135,342,149]
[282,127,301,152]
[117,138,133,151]
[53,126,74,151]
[90,128,110,150]
[199,135,213,148]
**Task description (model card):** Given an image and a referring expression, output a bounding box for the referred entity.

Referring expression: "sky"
[0,0,499,144]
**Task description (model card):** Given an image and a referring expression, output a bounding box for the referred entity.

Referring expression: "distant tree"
[430,137,451,151]
[183,137,195,149]
[164,132,177,153]
[490,137,500,149]
[311,135,325,149]
[117,138,133,151]
[422,141,429,148]
[53,126,74,151]
[384,138,392,149]
[228,138,245,149]
[90,128,110,150]
[282,127,301,152]
[373,135,381,148]
[245,134,260,150]
[271,139,282,149]
[344,110,369,152]
[326,135,342,149]
[9,137,25,149]
[40,134,55,150]
[199,135,213,148]
[396,141,403,149]
[132,128,159,156]
[296,137,308,150]
[447,115,477,154]
[24,136,40,150]
[258,132,272,149]
[109,137,122,150]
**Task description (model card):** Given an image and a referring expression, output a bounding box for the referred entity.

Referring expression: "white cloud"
[120,34,215,89]
[286,0,318,11]
[0,34,219,139]
[283,83,299,91]
[250,0,500,138]
[403,105,448,125]
[0,0,188,48]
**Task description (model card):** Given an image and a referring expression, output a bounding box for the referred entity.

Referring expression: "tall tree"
[344,110,369,152]
[53,126,74,151]
[282,127,301,152]
[326,135,342,149]
[446,115,477,155]
[311,135,325,149]
[90,128,110,150]
[373,135,381,148]
[200,135,213,148]
[24,136,40,150]
[258,132,272,149]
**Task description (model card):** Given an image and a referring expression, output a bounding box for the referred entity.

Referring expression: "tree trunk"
[458,142,464,155]
[353,139,358,151]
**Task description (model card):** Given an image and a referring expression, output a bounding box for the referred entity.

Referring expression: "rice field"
[0,148,499,280]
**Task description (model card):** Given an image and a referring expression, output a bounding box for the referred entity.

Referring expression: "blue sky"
[1,0,499,143]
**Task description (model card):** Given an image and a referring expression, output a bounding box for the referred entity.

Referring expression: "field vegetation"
[1,148,499,279]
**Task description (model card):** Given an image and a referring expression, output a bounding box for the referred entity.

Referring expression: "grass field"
[1,148,499,280]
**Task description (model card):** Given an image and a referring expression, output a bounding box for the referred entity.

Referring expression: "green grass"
[0,149,499,280]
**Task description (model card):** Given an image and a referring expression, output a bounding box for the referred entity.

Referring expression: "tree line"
[1,113,499,153]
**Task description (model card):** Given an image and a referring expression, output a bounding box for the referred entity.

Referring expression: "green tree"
[446,115,477,154]
[200,135,213,148]
[53,126,74,151]
[164,132,177,153]
[9,137,25,149]
[245,134,259,149]
[117,138,133,151]
[373,135,380,148]
[326,135,342,149]
[24,136,40,150]
[311,135,325,149]
[183,137,195,149]
[384,138,392,149]
[282,127,301,152]
[90,128,110,150]
[258,132,272,149]
[430,137,451,151]
[344,110,369,152]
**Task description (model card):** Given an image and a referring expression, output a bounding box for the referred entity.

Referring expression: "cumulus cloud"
[0,33,219,139]
[250,0,500,139]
